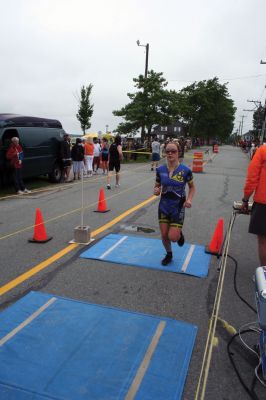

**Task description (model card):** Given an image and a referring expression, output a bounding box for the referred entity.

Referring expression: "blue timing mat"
[80,233,211,278]
[0,291,197,400]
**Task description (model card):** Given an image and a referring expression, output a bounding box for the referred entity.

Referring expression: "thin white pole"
[81,166,84,227]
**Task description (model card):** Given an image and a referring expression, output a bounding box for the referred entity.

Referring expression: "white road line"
[99,236,128,259]
[181,245,195,272]
[0,297,57,346]
[125,320,166,400]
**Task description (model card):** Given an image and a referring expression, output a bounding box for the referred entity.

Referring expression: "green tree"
[113,70,176,140]
[76,84,94,134]
[253,104,265,132]
[177,78,236,142]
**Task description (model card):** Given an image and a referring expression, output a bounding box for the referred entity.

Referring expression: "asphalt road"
[0,146,265,399]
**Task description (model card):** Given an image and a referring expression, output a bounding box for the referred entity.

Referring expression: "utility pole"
[144,43,149,78]
[239,115,246,137]
[259,61,266,141]
[137,40,149,78]
[137,40,150,141]
[260,100,266,143]
[243,100,261,142]
[247,99,261,108]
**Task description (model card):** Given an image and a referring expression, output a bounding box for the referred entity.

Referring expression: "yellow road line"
[0,195,157,296]
[0,173,155,241]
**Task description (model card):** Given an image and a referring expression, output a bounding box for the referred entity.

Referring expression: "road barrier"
[213,144,219,153]
[192,152,204,173]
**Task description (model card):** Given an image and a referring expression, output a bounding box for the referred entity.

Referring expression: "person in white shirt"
[93,138,101,174]
[151,137,161,171]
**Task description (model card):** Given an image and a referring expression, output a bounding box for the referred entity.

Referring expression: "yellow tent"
[102,133,114,141]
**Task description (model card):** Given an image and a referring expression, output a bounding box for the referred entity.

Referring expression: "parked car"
[0,114,65,186]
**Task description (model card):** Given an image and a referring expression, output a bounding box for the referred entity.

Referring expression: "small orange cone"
[205,218,224,256]
[94,188,110,213]
[29,208,52,243]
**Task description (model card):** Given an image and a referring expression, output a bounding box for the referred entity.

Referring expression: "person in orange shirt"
[242,143,266,267]
[84,138,94,177]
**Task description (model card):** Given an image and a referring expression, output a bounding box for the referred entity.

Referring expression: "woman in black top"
[107,136,123,189]
[71,138,84,180]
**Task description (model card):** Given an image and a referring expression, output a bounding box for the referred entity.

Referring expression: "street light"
[137,40,150,141]
[136,40,149,78]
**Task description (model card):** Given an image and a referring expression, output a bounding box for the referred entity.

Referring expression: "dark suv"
[0,114,65,186]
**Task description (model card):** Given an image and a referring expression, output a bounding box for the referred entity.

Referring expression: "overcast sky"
[1,0,266,136]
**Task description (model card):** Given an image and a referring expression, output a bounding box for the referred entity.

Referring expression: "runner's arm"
[184,181,195,208]
[118,145,123,161]
[154,171,161,196]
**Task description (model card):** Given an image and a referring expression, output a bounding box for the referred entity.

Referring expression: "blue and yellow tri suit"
[156,163,193,228]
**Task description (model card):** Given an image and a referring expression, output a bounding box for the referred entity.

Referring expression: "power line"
[168,74,266,83]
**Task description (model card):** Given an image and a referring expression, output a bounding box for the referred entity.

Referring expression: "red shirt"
[6,143,23,169]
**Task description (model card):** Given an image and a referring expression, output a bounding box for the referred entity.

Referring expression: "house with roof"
[151,121,186,140]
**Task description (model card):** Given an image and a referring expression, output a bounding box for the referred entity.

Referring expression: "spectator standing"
[151,137,160,171]
[93,138,101,174]
[84,138,94,177]
[160,141,165,158]
[133,140,139,161]
[60,134,72,182]
[249,143,256,160]
[107,135,123,189]
[6,137,31,194]
[242,143,266,267]
[71,138,84,180]
[178,137,185,159]
[101,138,109,174]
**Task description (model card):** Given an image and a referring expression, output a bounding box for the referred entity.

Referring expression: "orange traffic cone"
[94,188,110,213]
[205,218,224,256]
[29,208,52,243]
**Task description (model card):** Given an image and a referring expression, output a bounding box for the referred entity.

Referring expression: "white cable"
[254,361,266,387]
[238,322,260,359]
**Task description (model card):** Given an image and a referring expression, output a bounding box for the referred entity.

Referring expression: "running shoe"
[177,232,185,247]
[161,253,172,266]
[107,184,111,190]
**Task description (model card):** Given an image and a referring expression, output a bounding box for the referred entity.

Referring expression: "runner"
[151,136,160,171]
[107,135,123,189]
[154,142,195,266]
[101,137,109,174]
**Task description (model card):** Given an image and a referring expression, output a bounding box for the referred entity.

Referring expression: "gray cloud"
[1,0,266,135]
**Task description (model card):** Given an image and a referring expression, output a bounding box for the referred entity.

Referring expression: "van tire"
[49,162,62,183]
